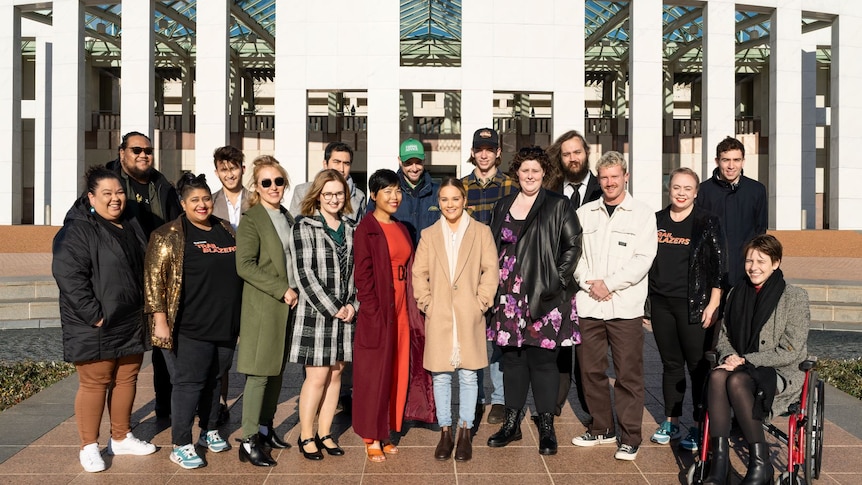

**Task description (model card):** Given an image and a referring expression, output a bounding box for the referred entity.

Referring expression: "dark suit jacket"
[558,172,602,208]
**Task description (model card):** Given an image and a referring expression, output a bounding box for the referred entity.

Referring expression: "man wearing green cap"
[369,138,439,245]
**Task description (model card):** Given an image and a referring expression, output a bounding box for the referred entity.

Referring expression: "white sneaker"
[614,443,639,461]
[170,443,205,469]
[571,431,617,447]
[79,443,106,472]
[107,432,157,456]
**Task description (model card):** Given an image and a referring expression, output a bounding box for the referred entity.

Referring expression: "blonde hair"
[668,167,700,190]
[299,169,353,217]
[247,155,290,207]
[595,150,628,175]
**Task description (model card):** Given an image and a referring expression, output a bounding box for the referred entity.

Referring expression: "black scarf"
[725,268,786,355]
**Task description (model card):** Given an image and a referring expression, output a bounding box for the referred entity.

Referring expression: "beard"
[565,161,590,183]
[121,159,152,182]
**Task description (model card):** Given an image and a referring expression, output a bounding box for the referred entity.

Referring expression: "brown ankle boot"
[454,425,472,461]
[434,427,454,460]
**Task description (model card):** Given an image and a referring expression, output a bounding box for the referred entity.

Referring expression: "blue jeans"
[432,369,479,429]
[478,342,504,405]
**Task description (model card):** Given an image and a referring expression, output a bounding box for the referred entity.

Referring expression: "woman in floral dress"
[486,146,583,455]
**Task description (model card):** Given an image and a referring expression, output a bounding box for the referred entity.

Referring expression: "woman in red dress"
[352,169,435,462]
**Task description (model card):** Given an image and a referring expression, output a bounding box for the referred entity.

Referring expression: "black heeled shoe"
[259,426,291,449]
[315,434,345,456]
[298,436,324,461]
[237,434,276,467]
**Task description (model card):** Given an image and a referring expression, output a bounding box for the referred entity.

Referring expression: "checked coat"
[287,215,358,366]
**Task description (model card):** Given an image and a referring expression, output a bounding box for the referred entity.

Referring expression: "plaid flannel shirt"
[461,170,518,225]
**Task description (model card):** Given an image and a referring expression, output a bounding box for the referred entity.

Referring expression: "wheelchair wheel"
[804,373,825,481]
[686,460,709,485]
[775,470,806,485]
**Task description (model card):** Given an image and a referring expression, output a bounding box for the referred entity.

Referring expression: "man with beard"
[107,131,181,419]
[461,128,518,425]
[544,130,601,424]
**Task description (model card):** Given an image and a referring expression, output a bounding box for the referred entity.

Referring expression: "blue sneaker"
[170,444,205,469]
[650,421,681,445]
[198,430,231,453]
[679,427,700,451]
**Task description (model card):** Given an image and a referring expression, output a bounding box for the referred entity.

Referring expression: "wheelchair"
[686,353,825,485]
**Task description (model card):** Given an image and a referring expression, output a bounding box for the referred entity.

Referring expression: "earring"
[89,207,95,214]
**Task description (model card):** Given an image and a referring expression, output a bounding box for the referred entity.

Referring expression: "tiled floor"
[2,330,861,485]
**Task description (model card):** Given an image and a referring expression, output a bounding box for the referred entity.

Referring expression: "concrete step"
[0,279,58,302]
[795,281,862,304]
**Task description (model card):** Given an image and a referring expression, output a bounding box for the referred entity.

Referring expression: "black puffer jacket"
[490,189,582,319]
[652,206,727,323]
[52,197,149,363]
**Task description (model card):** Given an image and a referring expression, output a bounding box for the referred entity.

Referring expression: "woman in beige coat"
[413,177,499,462]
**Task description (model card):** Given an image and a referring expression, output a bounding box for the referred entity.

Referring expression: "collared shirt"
[224,192,243,230]
[563,181,587,208]
[461,170,518,225]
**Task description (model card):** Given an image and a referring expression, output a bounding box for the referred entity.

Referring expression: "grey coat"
[715,284,810,418]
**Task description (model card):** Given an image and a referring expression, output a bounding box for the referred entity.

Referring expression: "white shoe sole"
[170,453,205,469]
[615,451,638,461]
[572,436,617,447]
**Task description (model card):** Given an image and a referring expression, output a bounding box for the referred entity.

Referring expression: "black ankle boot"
[703,437,729,485]
[237,434,276,467]
[259,425,291,449]
[487,407,524,447]
[740,442,774,485]
[537,413,558,455]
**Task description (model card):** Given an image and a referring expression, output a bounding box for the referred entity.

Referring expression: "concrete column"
[702,0,736,181]
[275,0,310,198]
[459,89,493,176]
[0,2,22,224]
[830,13,862,229]
[120,0,154,137]
[769,4,802,230]
[34,39,52,225]
[229,60,241,136]
[195,0,230,180]
[50,0,85,225]
[628,0,663,210]
[663,69,674,139]
[801,44,817,229]
[551,0,585,139]
[180,59,193,132]
[614,69,627,135]
[366,11,400,185]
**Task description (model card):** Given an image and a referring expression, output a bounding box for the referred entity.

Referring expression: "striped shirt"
[462,170,518,225]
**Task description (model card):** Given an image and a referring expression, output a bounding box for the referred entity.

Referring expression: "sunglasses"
[128,146,154,155]
[260,177,285,188]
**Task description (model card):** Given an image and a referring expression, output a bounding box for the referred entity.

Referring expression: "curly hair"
[508,146,552,180]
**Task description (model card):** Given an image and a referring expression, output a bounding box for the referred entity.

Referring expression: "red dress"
[380,221,412,432]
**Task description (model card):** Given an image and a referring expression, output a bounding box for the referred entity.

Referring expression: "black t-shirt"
[175,219,242,342]
[649,210,693,298]
[127,178,162,236]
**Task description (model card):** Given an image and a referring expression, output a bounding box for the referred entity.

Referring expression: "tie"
[569,182,583,208]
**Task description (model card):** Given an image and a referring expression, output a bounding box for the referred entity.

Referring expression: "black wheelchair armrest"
[705,351,719,366]
[799,356,818,371]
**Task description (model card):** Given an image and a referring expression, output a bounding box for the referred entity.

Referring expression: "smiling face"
[471,146,500,173]
[561,137,590,182]
[400,158,425,185]
[255,166,286,210]
[371,184,402,218]
[716,148,745,185]
[181,188,214,226]
[745,248,780,286]
[669,172,698,212]
[438,184,466,225]
[215,160,244,192]
[516,159,544,196]
[318,180,346,219]
[598,164,628,205]
[87,177,126,222]
[119,135,154,182]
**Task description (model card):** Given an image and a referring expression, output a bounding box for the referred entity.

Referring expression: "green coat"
[236,203,295,376]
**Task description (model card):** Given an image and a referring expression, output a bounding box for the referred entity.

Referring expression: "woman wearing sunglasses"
[235,155,298,466]
[288,169,357,460]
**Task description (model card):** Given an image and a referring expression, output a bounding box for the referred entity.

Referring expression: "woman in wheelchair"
[704,234,810,485]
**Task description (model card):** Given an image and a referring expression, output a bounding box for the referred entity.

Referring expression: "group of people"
[52,128,809,485]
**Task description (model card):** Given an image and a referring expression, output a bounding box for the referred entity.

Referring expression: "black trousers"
[501,345,560,414]
[152,346,172,416]
[650,294,712,420]
[554,346,590,416]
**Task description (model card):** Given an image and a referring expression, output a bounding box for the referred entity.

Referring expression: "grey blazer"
[212,188,250,225]
[715,284,810,418]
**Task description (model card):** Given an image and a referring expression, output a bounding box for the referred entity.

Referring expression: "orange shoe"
[382,441,399,455]
[365,442,385,463]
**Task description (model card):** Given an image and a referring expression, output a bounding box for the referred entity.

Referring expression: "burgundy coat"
[352,215,436,441]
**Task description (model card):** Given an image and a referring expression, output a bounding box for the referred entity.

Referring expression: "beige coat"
[413,218,498,372]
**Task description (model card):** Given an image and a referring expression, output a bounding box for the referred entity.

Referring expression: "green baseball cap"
[399,138,425,162]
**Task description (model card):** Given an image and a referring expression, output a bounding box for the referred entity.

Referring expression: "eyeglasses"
[128,146,154,155]
[259,177,285,188]
[321,191,346,201]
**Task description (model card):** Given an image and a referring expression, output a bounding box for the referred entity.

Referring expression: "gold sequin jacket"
[143,215,236,349]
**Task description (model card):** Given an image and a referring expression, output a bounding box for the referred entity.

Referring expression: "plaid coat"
[288,215,357,365]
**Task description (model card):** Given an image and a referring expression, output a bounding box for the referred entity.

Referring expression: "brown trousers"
[577,317,645,447]
[74,354,143,447]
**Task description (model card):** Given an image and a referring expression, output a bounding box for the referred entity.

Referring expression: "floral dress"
[488,213,580,349]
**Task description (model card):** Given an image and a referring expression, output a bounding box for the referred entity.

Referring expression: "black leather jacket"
[652,205,727,323]
[490,189,582,319]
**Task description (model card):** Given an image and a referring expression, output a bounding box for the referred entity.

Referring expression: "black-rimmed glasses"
[260,177,285,188]
[128,146,154,155]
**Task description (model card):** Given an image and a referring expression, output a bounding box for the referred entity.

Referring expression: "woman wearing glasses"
[288,169,357,460]
[486,146,582,456]
[235,155,298,466]
[144,173,241,469]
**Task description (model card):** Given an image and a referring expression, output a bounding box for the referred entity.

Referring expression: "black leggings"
[501,345,560,414]
[707,368,765,443]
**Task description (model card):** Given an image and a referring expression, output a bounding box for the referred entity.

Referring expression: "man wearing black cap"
[461,128,517,424]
